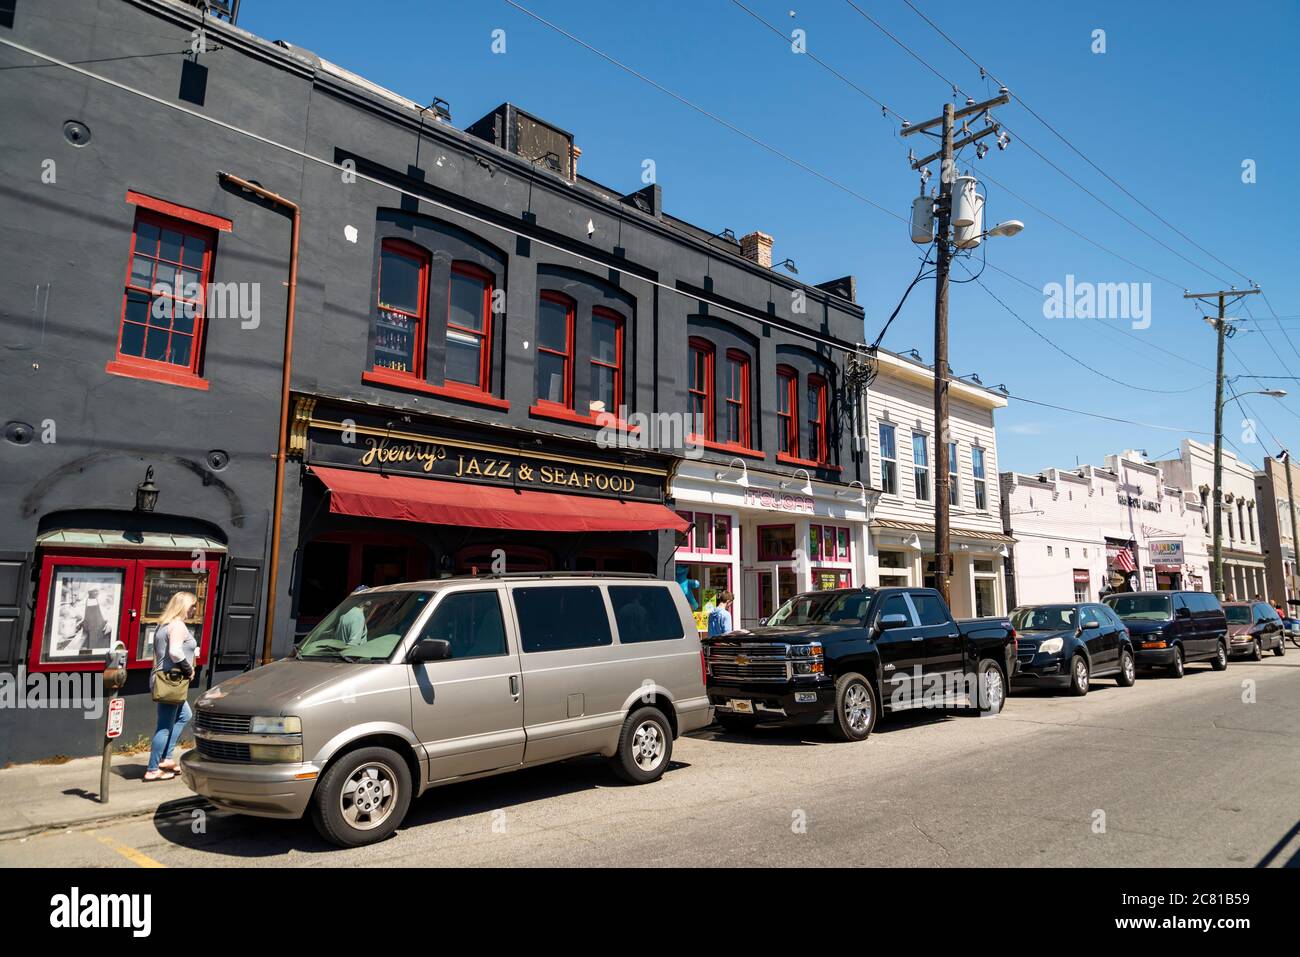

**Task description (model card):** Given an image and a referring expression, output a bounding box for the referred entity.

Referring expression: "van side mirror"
[408,638,452,664]
[1175,607,1191,619]
[876,613,909,632]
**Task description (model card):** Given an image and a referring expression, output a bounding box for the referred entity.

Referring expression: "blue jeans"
[148,698,193,771]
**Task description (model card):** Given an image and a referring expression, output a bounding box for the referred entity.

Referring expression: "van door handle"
[911,636,925,641]
[509,675,519,698]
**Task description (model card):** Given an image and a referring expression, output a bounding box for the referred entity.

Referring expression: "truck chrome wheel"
[340,762,399,831]
[843,683,872,735]
[631,720,665,773]
[983,666,1005,712]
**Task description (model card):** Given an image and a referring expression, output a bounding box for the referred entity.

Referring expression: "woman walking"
[144,591,198,782]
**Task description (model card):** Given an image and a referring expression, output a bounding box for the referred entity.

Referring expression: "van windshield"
[1106,594,1171,620]
[769,590,873,626]
[1224,605,1253,625]
[297,590,432,662]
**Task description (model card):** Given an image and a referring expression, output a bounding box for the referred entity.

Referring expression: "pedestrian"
[708,590,735,636]
[144,591,198,782]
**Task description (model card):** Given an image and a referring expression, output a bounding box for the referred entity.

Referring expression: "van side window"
[910,592,950,627]
[417,590,507,660]
[608,586,684,643]
[1173,594,1188,615]
[513,586,613,652]
[876,593,915,626]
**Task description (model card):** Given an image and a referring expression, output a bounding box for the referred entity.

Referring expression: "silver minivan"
[180,573,710,847]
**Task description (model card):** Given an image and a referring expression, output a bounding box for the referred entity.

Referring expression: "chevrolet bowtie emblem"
[735,654,750,666]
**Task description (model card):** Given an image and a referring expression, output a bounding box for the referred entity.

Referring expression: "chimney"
[739,230,773,268]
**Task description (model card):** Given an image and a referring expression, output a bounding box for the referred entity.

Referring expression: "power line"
[999,391,1211,436]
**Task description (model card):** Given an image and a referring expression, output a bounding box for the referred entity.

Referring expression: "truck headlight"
[250,716,301,735]
[248,744,303,763]
[1039,637,1064,655]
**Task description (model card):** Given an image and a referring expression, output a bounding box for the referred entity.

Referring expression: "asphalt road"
[4,653,1299,867]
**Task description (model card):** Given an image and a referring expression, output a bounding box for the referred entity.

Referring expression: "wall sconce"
[781,467,812,495]
[836,479,870,508]
[904,533,923,551]
[714,457,750,488]
[134,466,159,512]
[998,545,1010,558]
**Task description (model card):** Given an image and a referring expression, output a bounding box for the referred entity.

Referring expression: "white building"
[1001,450,1211,606]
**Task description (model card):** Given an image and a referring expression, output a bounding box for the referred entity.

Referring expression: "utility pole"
[902,92,1009,605]
[1185,287,1260,599]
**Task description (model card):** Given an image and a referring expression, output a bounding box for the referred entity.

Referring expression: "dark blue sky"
[238,0,1300,474]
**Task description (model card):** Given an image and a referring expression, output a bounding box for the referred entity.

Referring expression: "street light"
[982,219,1025,239]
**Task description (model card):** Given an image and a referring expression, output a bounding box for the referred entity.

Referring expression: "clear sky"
[239,0,1300,475]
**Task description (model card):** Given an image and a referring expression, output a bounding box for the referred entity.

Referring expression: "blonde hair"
[159,591,197,626]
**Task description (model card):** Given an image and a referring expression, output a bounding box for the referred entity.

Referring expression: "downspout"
[217,171,300,665]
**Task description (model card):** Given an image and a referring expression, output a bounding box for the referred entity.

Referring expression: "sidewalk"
[0,750,206,839]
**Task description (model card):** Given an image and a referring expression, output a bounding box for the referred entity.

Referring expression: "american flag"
[1112,546,1136,572]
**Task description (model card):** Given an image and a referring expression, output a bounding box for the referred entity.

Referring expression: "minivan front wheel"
[312,746,412,848]
[611,707,673,784]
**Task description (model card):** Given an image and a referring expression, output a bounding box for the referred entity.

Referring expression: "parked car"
[1010,603,1136,695]
[1278,613,1300,648]
[1223,601,1286,659]
[701,586,1016,742]
[181,573,711,847]
[1102,590,1228,677]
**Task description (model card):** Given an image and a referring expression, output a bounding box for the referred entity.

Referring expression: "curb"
[0,795,211,842]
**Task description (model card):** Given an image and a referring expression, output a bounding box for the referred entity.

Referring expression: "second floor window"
[445,263,493,392]
[777,365,798,455]
[688,338,715,440]
[119,212,214,375]
[535,292,574,407]
[590,308,624,414]
[948,442,960,506]
[374,239,429,378]
[724,350,751,447]
[972,446,988,509]
[913,432,930,501]
[807,375,828,463]
[880,423,897,495]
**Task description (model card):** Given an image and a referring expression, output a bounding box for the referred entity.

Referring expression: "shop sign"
[1117,493,1161,512]
[1073,569,1090,583]
[1149,540,1184,564]
[742,487,814,513]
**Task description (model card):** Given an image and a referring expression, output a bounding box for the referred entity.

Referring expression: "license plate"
[729,699,754,714]
[794,691,817,703]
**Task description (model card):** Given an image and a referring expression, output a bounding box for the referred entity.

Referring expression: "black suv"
[1010,603,1136,695]
[1103,590,1228,677]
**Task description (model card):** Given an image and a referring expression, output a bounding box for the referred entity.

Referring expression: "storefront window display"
[675,510,737,633]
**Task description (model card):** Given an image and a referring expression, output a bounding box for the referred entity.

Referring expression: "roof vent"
[466,104,575,180]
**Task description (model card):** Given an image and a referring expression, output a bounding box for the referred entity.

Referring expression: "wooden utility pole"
[903,92,1008,605]
[1185,288,1260,599]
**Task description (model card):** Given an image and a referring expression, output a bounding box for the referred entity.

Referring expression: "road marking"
[92,833,165,868]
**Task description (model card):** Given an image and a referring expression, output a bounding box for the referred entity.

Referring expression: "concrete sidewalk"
[0,751,206,839]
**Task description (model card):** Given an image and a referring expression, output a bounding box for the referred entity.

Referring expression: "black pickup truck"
[702,586,1017,742]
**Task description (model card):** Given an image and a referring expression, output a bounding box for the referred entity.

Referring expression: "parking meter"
[99,641,128,803]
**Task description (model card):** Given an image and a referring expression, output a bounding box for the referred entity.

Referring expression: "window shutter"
[215,558,262,667]
[0,551,31,670]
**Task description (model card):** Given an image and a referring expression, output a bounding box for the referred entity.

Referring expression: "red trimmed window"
[445,262,493,392]
[724,349,751,447]
[807,374,828,464]
[536,291,575,407]
[688,337,715,440]
[590,307,624,414]
[676,510,733,555]
[373,239,429,378]
[777,365,798,455]
[116,211,214,378]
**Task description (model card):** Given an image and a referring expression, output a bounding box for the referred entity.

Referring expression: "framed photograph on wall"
[40,566,126,663]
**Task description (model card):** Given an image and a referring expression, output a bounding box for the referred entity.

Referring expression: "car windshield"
[769,590,873,626]
[296,590,432,662]
[1106,595,1171,620]
[1224,605,1252,625]
[1012,605,1076,631]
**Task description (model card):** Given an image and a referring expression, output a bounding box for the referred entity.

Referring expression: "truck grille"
[707,645,793,682]
[196,738,252,762]
[194,711,253,735]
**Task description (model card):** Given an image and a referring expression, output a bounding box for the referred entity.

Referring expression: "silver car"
[180,573,710,847]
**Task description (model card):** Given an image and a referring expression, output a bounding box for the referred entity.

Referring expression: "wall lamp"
[715,457,750,488]
[135,466,159,513]
[835,479,871,508]
[774,258,799,275]
[781,467,812,495]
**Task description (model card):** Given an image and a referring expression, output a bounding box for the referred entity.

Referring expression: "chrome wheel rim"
[631,720,665,772]
[843,682,872,734]
[1075,658,1089,689]
[1175,651,1184,675]
[983,668,1004,711]
[1218,645,1226,666]
[1124,654,1135,682]
[340,762,398,831]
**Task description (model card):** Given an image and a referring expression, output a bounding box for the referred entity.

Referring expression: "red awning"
[309,466,688,534]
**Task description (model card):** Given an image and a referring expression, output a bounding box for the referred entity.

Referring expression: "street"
[4,654,1297,868]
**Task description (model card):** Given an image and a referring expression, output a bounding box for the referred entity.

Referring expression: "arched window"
[776,365,798,455]
[535,291,575,407]
[445,261,493,393]
[373,239,429,378]
[688,337,715,440]
[723,349,751,448]
[590,307,625,414]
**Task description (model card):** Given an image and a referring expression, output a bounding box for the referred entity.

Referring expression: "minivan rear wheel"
[311,746,412,848]
[1211,641,1228,671]
[611,707,673,784]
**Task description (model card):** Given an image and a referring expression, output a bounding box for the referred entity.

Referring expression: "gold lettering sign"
[360,437,447,473]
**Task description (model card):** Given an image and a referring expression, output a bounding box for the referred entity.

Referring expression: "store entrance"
[741,565,798,628]
[297,534,425,631]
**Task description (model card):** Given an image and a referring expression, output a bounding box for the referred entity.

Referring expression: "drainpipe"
[218,171,300,665]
